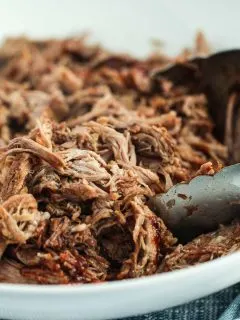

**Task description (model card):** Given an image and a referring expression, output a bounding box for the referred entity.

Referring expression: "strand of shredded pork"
[0,33,236,285]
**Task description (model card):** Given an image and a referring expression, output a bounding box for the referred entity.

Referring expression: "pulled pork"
[0,33,236,284]
[160,221,240,272]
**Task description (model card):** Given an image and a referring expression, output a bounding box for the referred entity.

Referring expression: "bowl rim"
[0,251,239,295]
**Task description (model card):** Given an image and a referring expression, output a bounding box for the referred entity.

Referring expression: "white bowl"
[1,253,240,320]
[0,1,240,319]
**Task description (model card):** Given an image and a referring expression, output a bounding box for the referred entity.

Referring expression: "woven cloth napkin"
[119,283,240,320]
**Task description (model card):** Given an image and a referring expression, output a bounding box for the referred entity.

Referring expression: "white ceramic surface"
[1,253,240,320]
[0,1,240,319]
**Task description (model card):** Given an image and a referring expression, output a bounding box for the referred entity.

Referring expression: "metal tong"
[151,164,240,240]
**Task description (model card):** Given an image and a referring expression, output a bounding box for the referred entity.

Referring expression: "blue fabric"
[120,283,240,320]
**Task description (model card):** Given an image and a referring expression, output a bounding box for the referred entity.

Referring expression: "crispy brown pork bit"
[160,221,240,272]
[0,33,237,284]
[0,259,37,284]
[0,153,30,201]
[118,197,176,279]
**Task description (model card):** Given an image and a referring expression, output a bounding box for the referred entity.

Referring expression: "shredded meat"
[160,221,240,272]
[0,32,237,285]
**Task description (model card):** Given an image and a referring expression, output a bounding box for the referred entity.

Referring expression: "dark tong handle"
[152,49,240,152]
